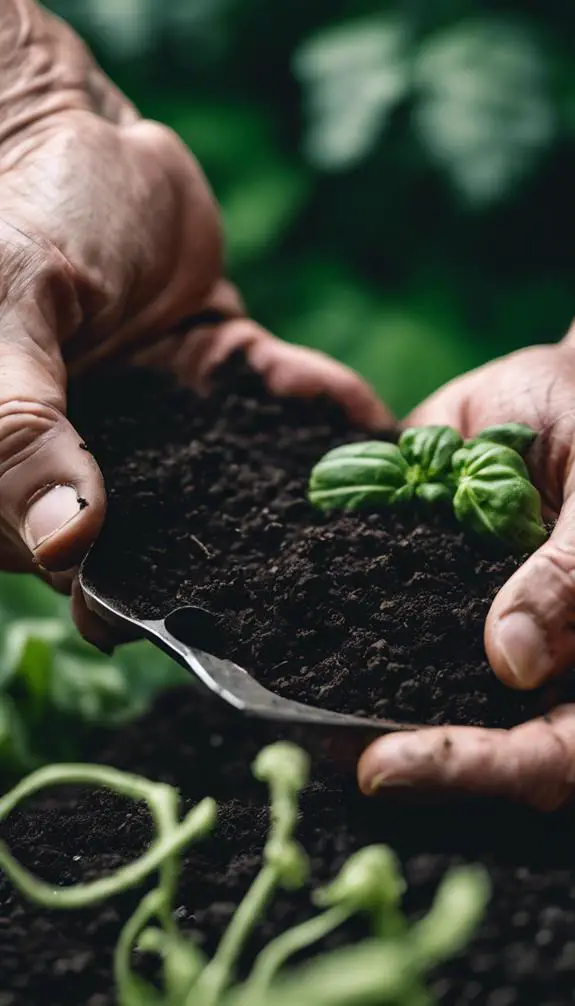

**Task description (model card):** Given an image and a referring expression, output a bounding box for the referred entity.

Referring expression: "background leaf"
[294,17,411,170]
[413,19,555,204]
[0,574,187,784]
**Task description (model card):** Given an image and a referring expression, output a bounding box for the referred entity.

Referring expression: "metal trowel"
[79,545,417,769]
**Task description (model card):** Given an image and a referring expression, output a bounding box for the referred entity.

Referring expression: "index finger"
[357,705,575,811]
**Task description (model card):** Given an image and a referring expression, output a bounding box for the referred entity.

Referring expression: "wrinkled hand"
[0,3,388,640]
[359,330,575,811]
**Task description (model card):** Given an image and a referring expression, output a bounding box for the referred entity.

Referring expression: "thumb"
[485,490,575,690]
[0,322,105,572]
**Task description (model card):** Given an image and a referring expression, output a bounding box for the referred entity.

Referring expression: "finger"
[404,378,470,430]
[485,489,575,690]
[70,579,123,653]
[250,337,392,430]
[358,705,575,811]
[49,568,76,595]
[0,295,106,573]
[182,319,393,430]
[128,280,245,377]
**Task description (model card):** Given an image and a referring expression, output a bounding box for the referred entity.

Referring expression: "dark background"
[47,0,574,417]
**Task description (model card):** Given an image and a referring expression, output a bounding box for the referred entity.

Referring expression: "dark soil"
[1,357,575,1006]
[68,357,568,730]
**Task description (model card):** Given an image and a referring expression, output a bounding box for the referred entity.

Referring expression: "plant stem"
[114,887,163,999]
[192,864,278,1006]
[0,763,215,908]
[245,904,352,1001]
[146,787,183,998]
[194,758,306,1006]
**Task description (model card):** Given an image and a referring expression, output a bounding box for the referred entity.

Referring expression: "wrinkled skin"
[5,2,575,811]
[359,335,575,811]
[0,1,388,649]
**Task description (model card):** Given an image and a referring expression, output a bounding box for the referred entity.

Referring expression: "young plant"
[308,422,547,553]
[451,441,547,553]
[0,742,489,1006]
[307,441,414,511]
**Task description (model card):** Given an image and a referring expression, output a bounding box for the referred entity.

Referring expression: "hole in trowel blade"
[164,606,226,656]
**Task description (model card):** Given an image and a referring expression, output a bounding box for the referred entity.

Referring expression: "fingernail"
[495,612,551,689]
[369,772,414,794]
[24,485,82,551]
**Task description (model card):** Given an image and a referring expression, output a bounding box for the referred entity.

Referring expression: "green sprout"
[463,423,537,456]
[308,441,413,511]
[398,426,463,484]
[308,422,546,554]
[0,743,489,1006]
[452,441,547,553]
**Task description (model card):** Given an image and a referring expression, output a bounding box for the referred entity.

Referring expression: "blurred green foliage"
[46,0,574,417]
[0,572,186,781]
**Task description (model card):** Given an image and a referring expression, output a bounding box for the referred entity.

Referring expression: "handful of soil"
[69,354,568,729]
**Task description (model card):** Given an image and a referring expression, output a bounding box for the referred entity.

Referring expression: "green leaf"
[308,441,411,512]
[452,442,547,552]
[49,653,130,724]
[0,570,188,782]
[466,423,537,456]
[294,17,410,170]
[233,941,414,1006]
[253,742,310,794]
[400,426,463,480]
[414,19,555,204]
[452,441,530,480]
[0,573,67,622]
[16,637,54,718]
[314,845,405,915]
[415,482,452,505]
[0,695,37,777]
[411,866,490,968]
[0,619,64,690]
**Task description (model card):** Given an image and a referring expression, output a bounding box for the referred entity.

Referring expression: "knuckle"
[132,120,187,161]
[338,366,364,394]
[0,233,81,351]
[504,545,575,625]
[0,228,76,308]
[529,720,574,811]
[536,544,575,591]
[0,400,61,480]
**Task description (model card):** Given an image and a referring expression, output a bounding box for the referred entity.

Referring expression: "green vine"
[0,743,489,1005]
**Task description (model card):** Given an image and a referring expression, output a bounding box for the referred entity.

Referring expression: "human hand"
[358,330,575,810]
[0,3,389,619]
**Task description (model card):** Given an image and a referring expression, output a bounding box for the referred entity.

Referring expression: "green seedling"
[308,441,412,511]
[452,441,547,553]
[308,422,547,553]
[0,743,489,1006]
[464,423,537,456]
[398,425,463,483]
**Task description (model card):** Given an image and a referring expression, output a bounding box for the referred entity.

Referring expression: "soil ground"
[1,358,575,1005]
